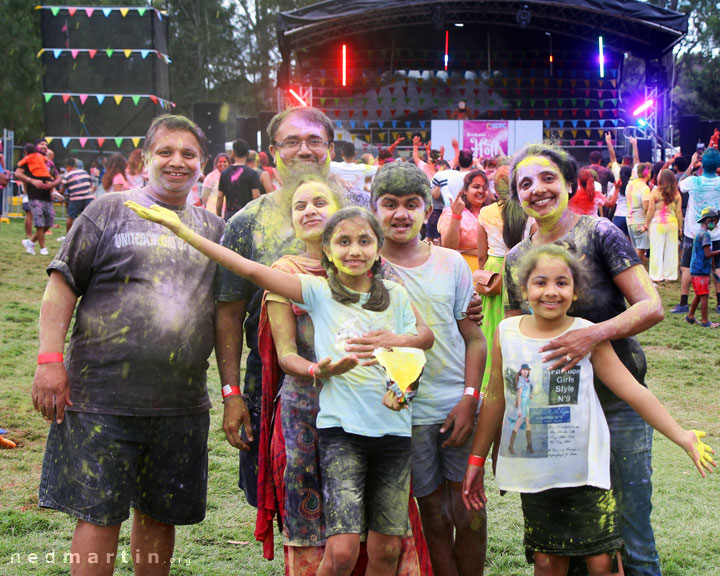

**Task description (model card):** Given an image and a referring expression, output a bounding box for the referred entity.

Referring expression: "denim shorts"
[67,197,94,219]
[30,199,55,228]
[318,427,411,537]
[39,410,210,526]
[627,224,649,250]
[611,215,629,237]
[410,421,475,498]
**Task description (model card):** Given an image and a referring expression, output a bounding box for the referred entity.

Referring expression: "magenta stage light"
[598,36,605,78]
[341,44,347,87]
[289,89,307,106]
[632,99,654,116]
[444,30,449,71]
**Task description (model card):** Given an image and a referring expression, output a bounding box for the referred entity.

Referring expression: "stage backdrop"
[431,120,543,160]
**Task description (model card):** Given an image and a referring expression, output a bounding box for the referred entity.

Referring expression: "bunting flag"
[36,48,170,60]
[44,136,144,148]
[37,6,166,19]
[43,92,174,107]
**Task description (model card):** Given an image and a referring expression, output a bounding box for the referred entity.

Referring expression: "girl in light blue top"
[126,201,432,576]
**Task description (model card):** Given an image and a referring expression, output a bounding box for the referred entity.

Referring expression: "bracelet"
[464,387,480,400]
[468,454,486,467]
[37,353,64,364]
[451,213,462,220]
[308,363,318,377]
[221,384,241,399]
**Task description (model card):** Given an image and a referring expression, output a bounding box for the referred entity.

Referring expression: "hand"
[465,293,483,325]
[451,191,465,216]
[452,137,459,150]
[345,330,407,361]
[687,429,716,477]
[412,135,421,147]
[539,325,599,371]
[439,145,445,159]
[222,395,253,451]
[440,396,478,447]
[393,136,405,146]
[691,152,698,166]
[424,141,432,156]
[605,132,612,145]
[462,462,487,511]
[382,389,406,411]
[31,363,72,424]
[314,355,360,378]
[124,201,190,239]
[629,136,637,146]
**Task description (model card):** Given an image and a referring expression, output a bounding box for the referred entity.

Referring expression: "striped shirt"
[62,169,95,201]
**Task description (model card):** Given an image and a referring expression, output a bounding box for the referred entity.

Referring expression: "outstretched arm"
[412,136,422,165]
[605,132,617,165]
[591,341,716,477]
[387,136,405,155]
[125,201,303,302]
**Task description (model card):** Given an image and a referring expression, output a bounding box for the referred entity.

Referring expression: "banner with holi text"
[462,121,508,158]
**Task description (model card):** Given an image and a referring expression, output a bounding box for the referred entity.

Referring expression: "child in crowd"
[125,200,431,576]
[463,243,715,575]
[353,162,488,575]
[685,207,720,327]
[18,143,52,181]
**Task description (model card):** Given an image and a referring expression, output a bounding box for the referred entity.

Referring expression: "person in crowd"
[645,168,682,283]
[15,138,62,256]
[101,153,130,192]
[59,157,95,234]
[430,143,473,243]
[625,162,652,262]
[126,199,431,576]
[568,167,606,216]
[672,149,720,315]
[31,114,224,576]
[17,143,53,181]
[362,162,488,576]
[216,138,261,221]
[464,242,714,576]
[476,166,535,392]
[247,150,274,194]
[256,173,433,575]
[376,136,405,167]
[684,207,720,327]
[437,169,492,271]
[126,149,146,189]
[330,142,378,191]
[412,136,443,181]
[609,166,632,238]
[258,150,281,190]
[201,152,230,215]
[502,142,667,576]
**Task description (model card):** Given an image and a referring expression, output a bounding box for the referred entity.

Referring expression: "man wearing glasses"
[214,107,335,508]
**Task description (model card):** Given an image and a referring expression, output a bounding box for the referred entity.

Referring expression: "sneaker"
[56,235,66,242]
[39,247,49,256]
[22,239,35,255]
[670,304,689,314]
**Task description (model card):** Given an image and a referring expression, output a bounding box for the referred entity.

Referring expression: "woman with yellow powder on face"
[501,142,669,575]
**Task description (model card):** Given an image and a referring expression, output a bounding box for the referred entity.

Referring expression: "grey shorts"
[39,410,210,526]
[30,199,55,228]
[410,421,475,498]
[627,224,649,250]
[318,427,411,537]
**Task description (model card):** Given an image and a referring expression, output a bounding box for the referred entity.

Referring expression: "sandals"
[684,316,696,325]
[699,321,720,328]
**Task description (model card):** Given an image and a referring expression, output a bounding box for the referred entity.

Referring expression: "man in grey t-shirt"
[32,115,224,575]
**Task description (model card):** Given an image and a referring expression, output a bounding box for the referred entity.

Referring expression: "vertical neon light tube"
[598,36,605,78]
[444,30,449,71]
[342,44,347,87]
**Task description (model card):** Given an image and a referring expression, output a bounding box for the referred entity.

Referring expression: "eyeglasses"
[274,138,329,151]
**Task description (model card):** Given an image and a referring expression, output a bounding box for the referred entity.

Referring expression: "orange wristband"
[451,213,462,220]
[37,353,64,364]
[468,454,486,467]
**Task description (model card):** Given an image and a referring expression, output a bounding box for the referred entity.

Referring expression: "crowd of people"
[20,107,718,576]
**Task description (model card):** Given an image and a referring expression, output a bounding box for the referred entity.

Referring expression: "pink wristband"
[451,213,462,221]
[468,454,486,467]
[308,363,318,377]
[221,384,241,399]
[37,353,64,364]
[464,387,480,400]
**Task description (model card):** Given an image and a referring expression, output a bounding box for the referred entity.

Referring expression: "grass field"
[1,217,719,576]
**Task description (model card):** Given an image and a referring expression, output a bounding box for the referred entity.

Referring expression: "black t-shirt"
[218,164,261,214]
[504,216,645,409]
[48,188,224,416]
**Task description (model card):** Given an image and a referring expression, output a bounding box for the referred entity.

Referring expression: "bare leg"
[585,552,616,576]
[365,531,402,576]
[688,295,700,320]
[417,484,458,576]
[317,534,359,576]
[130,509,175,576]
[533,552,569,576]
[449,481,487,576]
[67,216,74,232]
[680,267,690,296]
[24,211,32,237]
[287,545,325,576]
[699,295,709,325]
[70,520,122,576]
[34,227,48,249]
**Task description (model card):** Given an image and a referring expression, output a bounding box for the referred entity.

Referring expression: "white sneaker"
[40,247,49,256]
[22,239,36,255]
[56,235,66,242]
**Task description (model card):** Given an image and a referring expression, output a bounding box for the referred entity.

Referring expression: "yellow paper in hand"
[373,347,426,393]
